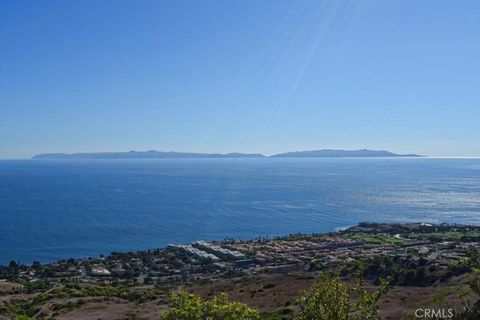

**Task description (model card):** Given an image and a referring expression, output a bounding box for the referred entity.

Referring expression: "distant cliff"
[32,149,422,159]
[270,149,422,158]
[32,151,266,160]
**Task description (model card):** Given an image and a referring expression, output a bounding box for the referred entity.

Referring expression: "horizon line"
[4,156,480,161]
[5,149,480,160]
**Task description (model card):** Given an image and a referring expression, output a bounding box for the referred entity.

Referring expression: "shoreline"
[1,221,477,269]
[0,222,422,267]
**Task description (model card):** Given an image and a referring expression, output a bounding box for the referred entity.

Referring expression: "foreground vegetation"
[5,269,479,319]
[1,268,391,319]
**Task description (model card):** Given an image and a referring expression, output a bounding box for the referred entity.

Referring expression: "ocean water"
[1,158,480,265]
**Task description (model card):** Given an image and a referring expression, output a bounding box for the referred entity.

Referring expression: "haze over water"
[1,158,480,265]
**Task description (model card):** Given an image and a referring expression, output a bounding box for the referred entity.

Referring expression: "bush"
[160,291,260,320]
[294,268,390,320]
[294,273,350,320]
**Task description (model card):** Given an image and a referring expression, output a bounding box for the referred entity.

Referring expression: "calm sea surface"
[1,158,480,265]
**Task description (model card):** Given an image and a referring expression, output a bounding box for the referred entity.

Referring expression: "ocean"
[1,158,480,265]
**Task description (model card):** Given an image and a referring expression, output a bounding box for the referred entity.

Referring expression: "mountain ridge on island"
[32,149,422,159]
[32,150,266,160]
[270,149,422,158]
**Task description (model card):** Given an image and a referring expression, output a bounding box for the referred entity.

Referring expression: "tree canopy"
[294,270,390,320]
[160,291,260,320]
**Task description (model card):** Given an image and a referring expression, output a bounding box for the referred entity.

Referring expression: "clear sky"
[1,0,480,159]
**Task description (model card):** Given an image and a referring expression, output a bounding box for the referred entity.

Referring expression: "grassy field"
[347,234,405,245]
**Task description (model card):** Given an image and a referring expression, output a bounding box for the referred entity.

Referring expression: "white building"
[168,244,220,261]
[193,241,246,260]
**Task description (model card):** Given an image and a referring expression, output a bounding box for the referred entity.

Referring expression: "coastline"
[0,221,452,267]
[2,221,479,269]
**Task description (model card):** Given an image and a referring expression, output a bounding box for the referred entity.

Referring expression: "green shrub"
[160,291,260,320]
[294,268,390,320]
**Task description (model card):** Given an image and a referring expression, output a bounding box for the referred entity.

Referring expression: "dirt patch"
[52,298,167,320]
[190,273,319,313]
[55,300,133,320]
[0,282,23,294]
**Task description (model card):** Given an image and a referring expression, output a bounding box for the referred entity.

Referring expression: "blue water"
[1,158,480,265]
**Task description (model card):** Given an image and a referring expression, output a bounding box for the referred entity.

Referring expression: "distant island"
[32,149,422,160]
[32,150,266,160]
[270,149,422,158]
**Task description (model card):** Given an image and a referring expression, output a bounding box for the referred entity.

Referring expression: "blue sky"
[1,0,480,159]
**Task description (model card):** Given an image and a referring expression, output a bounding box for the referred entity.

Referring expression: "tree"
[294,268,390,320]
[353,264,391,320]
[32,261,43,274]
[160,291,260,320]
[8,260,19,274]
[160,291,202,320]
[294,273,350,320]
